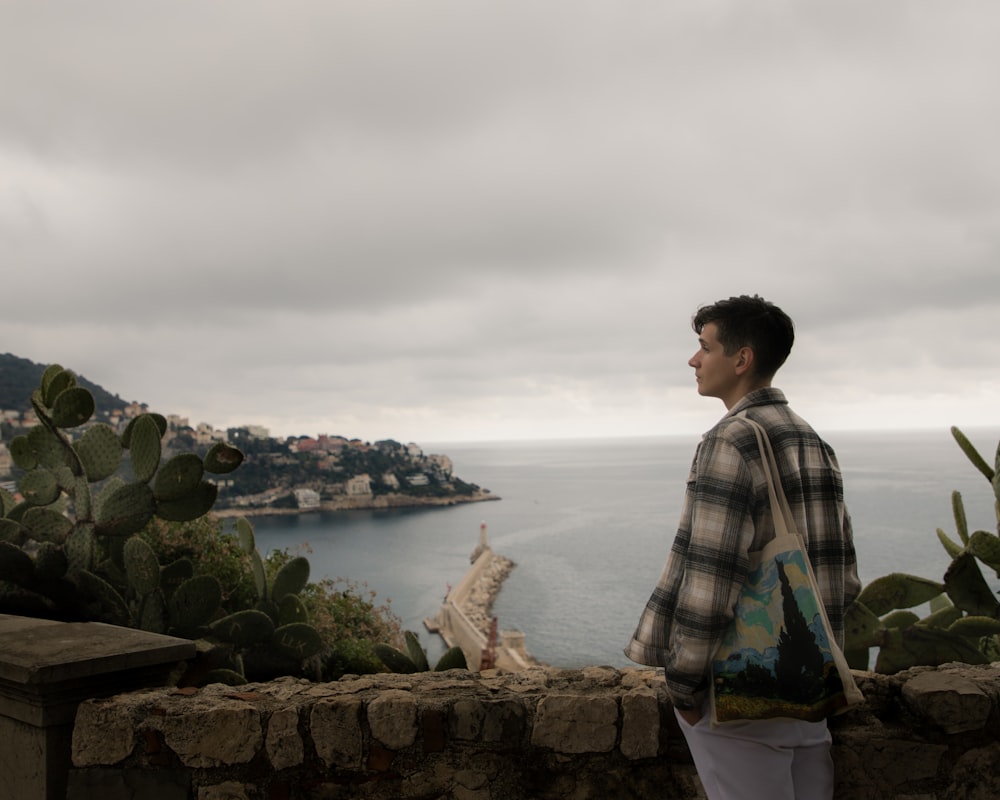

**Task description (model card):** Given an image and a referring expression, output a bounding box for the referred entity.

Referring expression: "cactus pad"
[42,368,76,407]
[0,541,35,586]
[855,573,944,617]
[27,424,72,470]
[34,542,69,582]
[373,643,418,673]
[271,556,310,603]
[122,413,167,447]
[160,557,194,596]
[944,553,1000,617]
[132,589,165,634]
[272,622,323,660]
[843,601,882,652]
[64,525,97,573]
[882,610,920,630]
[39,364,66,401]
[75,569,131,627]
[153,454,204,501]
[124,536,161,595]
[21,507,74,544]
[948,615,1000,636]
[95,482,156,537]
[50,386,95,428]
[919,605,963,630]
[19,469,60,506]
[434,646,468,671]
[204,442,244,474]
[128,414,163,484]
[0,519,27,545]
[278,594,309,626]
[404,630,430,671]
[250,550,267,602]
[210,609,275,646]
[967,529,1000,571]
[169,574,223,637]
[235,517,256,554]
[155,480,218,522]
[74,424,123,482]
[9,435,38,470]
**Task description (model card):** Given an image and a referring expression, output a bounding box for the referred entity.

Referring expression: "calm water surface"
[247,428,1000,668]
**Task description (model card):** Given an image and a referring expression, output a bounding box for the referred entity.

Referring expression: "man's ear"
[735,347,755,375]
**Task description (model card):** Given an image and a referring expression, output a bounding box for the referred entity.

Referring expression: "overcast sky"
[2,2,999,445]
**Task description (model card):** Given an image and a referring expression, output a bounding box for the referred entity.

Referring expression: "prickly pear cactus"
[0,365,333,687]
[193,519,324,685]
[0,365,242,626]
[374,629,469,674]
[846,425,1000,672]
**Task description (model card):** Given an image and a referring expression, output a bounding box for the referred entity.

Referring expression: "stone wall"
[69,662,1000,800]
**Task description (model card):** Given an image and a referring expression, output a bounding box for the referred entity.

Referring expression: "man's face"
[687,322,743,404]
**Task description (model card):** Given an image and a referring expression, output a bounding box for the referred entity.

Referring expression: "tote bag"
[709,419,864,727]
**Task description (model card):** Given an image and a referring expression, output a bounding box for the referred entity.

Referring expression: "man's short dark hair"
[692,295,795,379]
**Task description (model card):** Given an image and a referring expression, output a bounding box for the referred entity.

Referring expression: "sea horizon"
[249,427,1000,670]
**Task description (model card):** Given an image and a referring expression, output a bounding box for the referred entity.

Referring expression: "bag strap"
[740,416,796,538]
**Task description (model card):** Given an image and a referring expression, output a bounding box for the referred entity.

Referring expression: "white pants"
[675,708,834,800]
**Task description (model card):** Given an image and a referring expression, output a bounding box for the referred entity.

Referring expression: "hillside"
[0,353,128,414]
[0,352,495,513]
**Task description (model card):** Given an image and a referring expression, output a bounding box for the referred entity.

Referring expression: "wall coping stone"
[67,661,1000,799]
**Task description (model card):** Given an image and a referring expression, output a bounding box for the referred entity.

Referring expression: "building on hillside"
[194,422,225,446]
[345,474,372,496]
[427,454,453,477]
[293,488,321,510]
[166,414,190,430]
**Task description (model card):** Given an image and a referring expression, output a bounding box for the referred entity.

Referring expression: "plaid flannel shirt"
[624,388,860,710]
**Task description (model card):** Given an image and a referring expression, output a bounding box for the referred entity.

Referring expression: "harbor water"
[248,428,1000,669]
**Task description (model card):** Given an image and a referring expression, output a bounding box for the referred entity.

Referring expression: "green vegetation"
[374,630,468,673]
[0,365,405,685]
[845,426,1000,673]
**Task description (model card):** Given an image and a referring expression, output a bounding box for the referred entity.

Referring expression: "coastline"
[213,489,499,518]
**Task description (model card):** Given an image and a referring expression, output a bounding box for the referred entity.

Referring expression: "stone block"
[155,703,262,768]
[863,738,947,788]
[620,687,660,760]
[946,741,1000,800]
[72,698,137,766]
[530,693,618,753]
[311,696,363,770]
[902,670,992,733]
[265,706,303,770]
[197,781,251,799]
[367,689,418,750]
[66,767,191,799]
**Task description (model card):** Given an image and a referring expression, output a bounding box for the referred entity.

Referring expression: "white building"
[293,488,321,510]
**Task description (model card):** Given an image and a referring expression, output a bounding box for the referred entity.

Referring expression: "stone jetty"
[425,523,536,671]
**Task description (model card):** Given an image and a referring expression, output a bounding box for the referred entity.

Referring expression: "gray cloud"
[2,1,999,443]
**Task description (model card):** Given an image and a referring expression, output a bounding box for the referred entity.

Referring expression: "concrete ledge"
[0,613,196,800]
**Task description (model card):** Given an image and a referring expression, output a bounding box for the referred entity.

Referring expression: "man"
[625,294,860,800]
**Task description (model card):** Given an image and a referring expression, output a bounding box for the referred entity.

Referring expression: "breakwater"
[425,523,536,671]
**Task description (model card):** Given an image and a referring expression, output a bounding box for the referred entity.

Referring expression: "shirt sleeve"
[663,431,758,709]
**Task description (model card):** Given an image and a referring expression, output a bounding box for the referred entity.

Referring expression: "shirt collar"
[722,387,788,420]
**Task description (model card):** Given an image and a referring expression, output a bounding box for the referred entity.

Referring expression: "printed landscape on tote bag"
[711,538,852,724]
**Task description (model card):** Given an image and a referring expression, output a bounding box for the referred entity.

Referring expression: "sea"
[247,428,1000,670]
